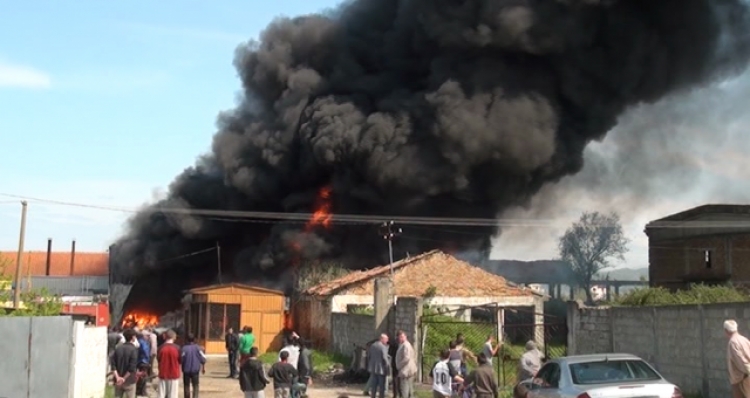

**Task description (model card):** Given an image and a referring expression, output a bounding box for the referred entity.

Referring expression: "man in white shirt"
[482,335,500,366]
[279,337,301,370]
[431,349,463,398]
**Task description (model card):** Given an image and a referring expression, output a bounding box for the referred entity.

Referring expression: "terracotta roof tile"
[303,250,533,298]
[0,251,108,277]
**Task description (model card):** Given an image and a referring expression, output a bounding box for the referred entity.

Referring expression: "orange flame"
[121,310,159,329]
[306,186,332,230]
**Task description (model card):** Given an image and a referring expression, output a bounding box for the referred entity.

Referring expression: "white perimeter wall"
[71,323,107,398]
[331,294,541,314]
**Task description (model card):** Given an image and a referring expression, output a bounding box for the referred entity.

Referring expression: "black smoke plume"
[113,0,750,316]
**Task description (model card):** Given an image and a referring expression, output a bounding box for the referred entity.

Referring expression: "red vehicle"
[61,301,109,326]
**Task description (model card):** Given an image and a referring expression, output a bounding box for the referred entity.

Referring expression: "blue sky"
[1,1,749,269]
[0,0,337,250]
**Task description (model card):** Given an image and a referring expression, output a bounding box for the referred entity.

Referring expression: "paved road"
[143,356,367,398]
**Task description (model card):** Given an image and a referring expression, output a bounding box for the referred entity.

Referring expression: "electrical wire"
[2,191,749,229]
[0,192,552,227]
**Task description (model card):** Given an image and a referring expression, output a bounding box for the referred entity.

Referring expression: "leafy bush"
[0,258,62,316]
[614,284,749,306]
[295,260,349,292]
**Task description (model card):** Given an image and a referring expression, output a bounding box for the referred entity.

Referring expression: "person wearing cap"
[725,319,750,398]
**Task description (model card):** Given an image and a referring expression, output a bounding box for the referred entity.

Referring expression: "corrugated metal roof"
[0,251,108,276]
[18,276,108,296]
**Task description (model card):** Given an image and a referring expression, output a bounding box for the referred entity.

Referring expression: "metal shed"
[183,283,287,355]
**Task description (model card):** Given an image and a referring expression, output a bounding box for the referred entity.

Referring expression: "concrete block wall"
[567,301,750,398]
[395,297,423,379]
[566,301,611,355]
[331,313,375,355]
[395,297,422,346]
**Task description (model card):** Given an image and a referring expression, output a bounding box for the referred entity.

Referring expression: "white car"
[520,353,683,398]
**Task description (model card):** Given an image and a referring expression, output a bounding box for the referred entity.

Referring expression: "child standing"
[268,350,298,398]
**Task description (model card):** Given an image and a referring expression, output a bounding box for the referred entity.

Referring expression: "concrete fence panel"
[0,317,32,398]
[0,316,105,398]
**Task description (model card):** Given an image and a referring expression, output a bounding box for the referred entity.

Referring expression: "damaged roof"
[303,250,537,298]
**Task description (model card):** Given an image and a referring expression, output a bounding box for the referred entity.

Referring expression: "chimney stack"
[45,238,52,276]
[70,239,76,276]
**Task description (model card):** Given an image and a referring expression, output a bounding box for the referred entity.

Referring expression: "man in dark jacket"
[367,334,391,398]
[181,334,206,398]
[463,354,498,398]
[111,328,139,398]
[226,327,240,378]
[136,331,152,396]
[296,340,313,386]
[240,347,270,398]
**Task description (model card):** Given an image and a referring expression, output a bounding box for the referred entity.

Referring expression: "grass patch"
[613,284,749,306]
[259,350,351,373]
[104,385,114,398]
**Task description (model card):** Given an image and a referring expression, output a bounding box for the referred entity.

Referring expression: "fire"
[121,311,159,329]
[306,186,332,230]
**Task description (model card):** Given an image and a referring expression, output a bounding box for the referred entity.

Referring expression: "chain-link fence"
[419,305,568,389]
[420,306,500,385]
[498,321,567,387]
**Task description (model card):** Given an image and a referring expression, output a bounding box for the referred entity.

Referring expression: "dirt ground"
[142,356,368,398]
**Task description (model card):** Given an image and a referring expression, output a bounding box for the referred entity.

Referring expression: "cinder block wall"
[567,301,750,398]
[331,313,375,355]
[330,295,423,359]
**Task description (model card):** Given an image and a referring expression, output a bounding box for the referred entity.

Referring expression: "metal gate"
[498,309,568,387]
[419,304,567,389]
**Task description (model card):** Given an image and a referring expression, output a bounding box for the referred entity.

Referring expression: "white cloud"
[116,22,247,44]
[55,68,172,93]
[0,60,51,89]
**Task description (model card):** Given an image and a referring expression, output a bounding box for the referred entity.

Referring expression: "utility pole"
[379,221,402,276]
[216,241,222,284]
[13,201,28,309]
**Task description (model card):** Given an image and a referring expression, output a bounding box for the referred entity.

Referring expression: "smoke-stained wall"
[112,0,750,315]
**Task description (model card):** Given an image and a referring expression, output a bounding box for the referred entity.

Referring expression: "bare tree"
[559,211,629,304]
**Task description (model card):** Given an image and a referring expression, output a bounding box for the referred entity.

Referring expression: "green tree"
[559,211,629,305]
[0,255,62,316]
[295,260,349,292]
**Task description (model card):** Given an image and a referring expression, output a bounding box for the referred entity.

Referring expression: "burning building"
[110,0,750,324]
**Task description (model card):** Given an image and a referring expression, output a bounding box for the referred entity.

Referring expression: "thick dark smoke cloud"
[113,0,750,315]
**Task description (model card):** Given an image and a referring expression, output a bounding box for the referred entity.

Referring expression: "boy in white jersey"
[431,349,463,398]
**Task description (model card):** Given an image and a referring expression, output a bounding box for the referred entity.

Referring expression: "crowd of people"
[227,327,313,398]
[108,327,206,398]
[360,330,542,398]
[105,324,545,398]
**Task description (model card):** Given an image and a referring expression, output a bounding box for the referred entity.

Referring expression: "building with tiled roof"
[296,250,545,347]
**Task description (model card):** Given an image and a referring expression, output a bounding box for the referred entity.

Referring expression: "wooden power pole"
[13,201,28,309]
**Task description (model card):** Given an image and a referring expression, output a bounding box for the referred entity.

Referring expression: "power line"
[2,191,750,229]
[0,192,552,227]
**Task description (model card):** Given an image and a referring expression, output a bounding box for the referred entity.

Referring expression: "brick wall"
[650,233,750,288]
[568,301,750,398]
[331,313,375,355]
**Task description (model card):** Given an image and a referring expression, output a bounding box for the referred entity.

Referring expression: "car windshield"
[569,359,662,385]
